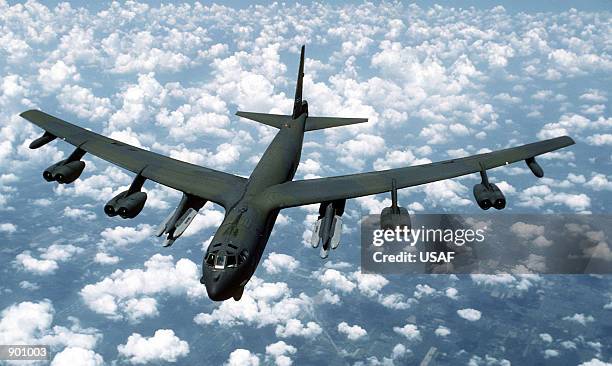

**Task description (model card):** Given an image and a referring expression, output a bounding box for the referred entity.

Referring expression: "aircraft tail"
[235,45,368,130]
[292,45,306,119]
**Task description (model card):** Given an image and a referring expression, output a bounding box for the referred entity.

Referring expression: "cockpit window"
[205,248,246,269]
[214,253,226,269]
[238,250,249,265]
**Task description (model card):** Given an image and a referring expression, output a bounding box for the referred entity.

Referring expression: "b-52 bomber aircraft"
[21,45,574,301]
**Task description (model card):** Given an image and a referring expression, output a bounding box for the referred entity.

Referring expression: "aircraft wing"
[20,110,246,208]
[260,136,575,209]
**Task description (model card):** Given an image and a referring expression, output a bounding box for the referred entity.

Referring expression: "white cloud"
[317,269,355,293]
[263,252,300,274]
[445,287,458,300]
[393,323,420,341]
[414,284,436,299]
[510,222,545,239]
[275,319,322,339]
[194,277,315,333]
[351,272,389,297]
[585,174,612,191]
[587,134,612,146]
[562,313,594,325]
[14,244,83,275]
[578,359,612,366]
[265,341,296,366]
[539,333,553,343]
[457,308,482,321]
[434,325,451,337]
[337,322,367,340]
[63,206,97,221]
[57,85,112,121]
[38,60,80,92]
[117,329,189,364]
[0,222,17,233]
[0,300,102,361]
[15,251,59,274]
[100,224,153,247]
[80,254,206,320]
[337,134,386,169]
[544,349,559,359]
[226,349,260,366]
[51,347,104,366]
[94,252,120,265]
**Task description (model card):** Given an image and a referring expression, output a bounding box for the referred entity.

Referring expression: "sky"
[0,1,611,365]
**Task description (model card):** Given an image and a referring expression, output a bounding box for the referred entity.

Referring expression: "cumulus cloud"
[0,300,103,363]
[337,322,367,340]
[275,319,322,339]
[14,244,83,275]
[457,308,482,321]
[80,254,206,320]
[51,347,104,366]
[562,313,595,326]
[99,224,153,247]
[194,277,318,338]
[435,325,451,337]
[393,323,421,341]
[226,349,260,366]
[265,341,297,366]
[117,329,189,364]
[263,252,300,274]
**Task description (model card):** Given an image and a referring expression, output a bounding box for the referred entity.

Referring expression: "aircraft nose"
[206,282,232,301]
[202,271,232,301]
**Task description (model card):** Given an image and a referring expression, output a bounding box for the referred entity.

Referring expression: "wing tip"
[556,135,575,146]
[19,109,41,119]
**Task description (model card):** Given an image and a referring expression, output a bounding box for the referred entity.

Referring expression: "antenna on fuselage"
[292,45,306,119]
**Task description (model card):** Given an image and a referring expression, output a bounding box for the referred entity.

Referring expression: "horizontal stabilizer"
[236,111,290,129]
[236,111,368,131]
[305,116,368,131]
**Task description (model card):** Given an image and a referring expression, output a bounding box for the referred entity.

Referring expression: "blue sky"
[0,1,610,365]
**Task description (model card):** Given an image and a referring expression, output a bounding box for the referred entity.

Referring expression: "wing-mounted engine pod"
[473,167,506,210]
[156,193,207,247]
[29,131,57,149]
[380,178,411,230]
[104,173,148,219]
[311,199,345,258]
[42,147,86,184]
[525,157,544,178]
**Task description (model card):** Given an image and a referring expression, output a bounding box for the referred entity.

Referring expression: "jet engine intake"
[473,183,505,210]
[473,167,506,210]
[42,147,87,184]
[43,160,86,184]
[104,191,147,219]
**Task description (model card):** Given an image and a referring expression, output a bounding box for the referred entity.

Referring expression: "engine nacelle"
[473,183,505,210]
[380,206,411,231]
[104,191,147,219]
[43,160,86,184]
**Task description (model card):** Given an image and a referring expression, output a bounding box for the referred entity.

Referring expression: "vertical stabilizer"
[292,45,306,119]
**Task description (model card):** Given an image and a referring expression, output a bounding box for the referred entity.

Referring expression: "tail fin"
[292,45,306,119]
[235,44,368,130]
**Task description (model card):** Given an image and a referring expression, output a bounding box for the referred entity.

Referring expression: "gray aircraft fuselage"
[202,113,306,300]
